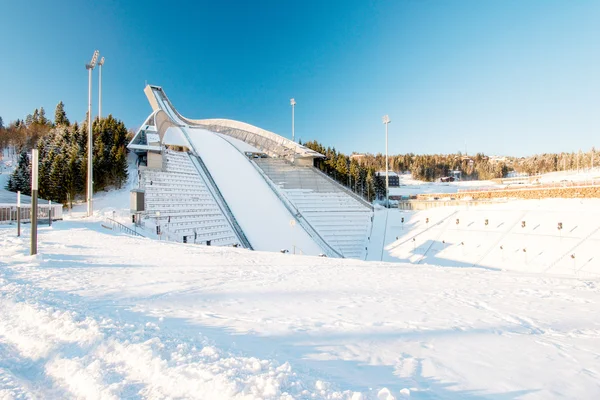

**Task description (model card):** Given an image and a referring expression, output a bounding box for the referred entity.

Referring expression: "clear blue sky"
[1,0,599,157]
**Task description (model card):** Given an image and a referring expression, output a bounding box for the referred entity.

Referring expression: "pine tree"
[64,143,82,207]
[366,169,375,201]
[32,109,39,124]
[350,160,360,192]
[6,150,31,195]
[114,146,128,188]
[49,152,66,202]
[374,172,386,200]
[39,107,48,126]
[54,101,70,126]
[0,116,3,130]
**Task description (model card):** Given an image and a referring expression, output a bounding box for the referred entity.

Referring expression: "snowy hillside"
[368,199,600,277]
[2,219,600,399]
[388,174,500,197]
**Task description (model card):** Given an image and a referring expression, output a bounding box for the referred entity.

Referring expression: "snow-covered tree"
[6,150,31,195]
[54,101,70,126]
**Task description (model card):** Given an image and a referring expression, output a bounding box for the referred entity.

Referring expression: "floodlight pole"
[98,57,105,118]
[31,149,39,255]
[382,115,391,207]
[290,98,296,143]
[86,50,99,217]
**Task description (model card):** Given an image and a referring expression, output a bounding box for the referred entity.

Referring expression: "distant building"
[489,155,509,164]
[450,170,462,180]
[350,154,366,162]
[376,171,399,187]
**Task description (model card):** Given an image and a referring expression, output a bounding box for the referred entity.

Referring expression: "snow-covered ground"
[388,168,600,198]
[536,168,600,184]
[2,145,600,398]
[2,220,600,398]
[368,199,600,277]
[388,175,500,197]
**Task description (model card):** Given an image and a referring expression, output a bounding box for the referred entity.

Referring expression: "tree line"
[301,139,512,201]
[1,102,130,207]
[509,149,598,176]
[301,139,598,200]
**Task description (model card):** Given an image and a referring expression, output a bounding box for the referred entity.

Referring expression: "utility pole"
[86,50,99,217]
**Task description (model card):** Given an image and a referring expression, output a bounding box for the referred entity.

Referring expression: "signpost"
[17,191,21,237]
[290,219,296,254]
[31,149,39,255]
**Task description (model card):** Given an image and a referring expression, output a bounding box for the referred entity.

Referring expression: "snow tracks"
[0,265,355,399]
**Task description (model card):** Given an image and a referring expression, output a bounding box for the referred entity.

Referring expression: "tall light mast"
[98,57,105,118]
[382,115,391,207]
[86,50,99,217]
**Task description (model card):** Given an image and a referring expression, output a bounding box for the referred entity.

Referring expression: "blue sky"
[1,0,599,156]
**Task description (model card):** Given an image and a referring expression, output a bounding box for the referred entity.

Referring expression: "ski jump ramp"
[129,85,373,258]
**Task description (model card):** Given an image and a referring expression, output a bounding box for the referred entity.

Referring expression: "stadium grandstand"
[128,85,374,259]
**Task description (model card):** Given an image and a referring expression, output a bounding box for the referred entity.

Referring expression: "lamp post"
[98,57,105,119]
[290,98,296,143]
[86,50,99,217]
[382,115,391,207]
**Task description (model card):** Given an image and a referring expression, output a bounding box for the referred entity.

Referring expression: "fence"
[0,204,63,225]
[457,180,600,194]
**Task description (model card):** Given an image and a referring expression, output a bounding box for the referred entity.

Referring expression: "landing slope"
[186,127,323,255]
[1,221,599,399]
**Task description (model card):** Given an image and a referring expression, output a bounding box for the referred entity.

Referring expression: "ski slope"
[1,220,600,399]
[150,88,324,255]
[185,126,323,254]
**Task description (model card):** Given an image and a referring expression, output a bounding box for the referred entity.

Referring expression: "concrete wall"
[417,185,600,201]
[294,157,315,167]
[399,199,508,210]
[147,152,163,170]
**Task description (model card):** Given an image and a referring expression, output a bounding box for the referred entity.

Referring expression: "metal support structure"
[98,57,105,118]
[48,199,52,227]
[86,50,99,217]
[31,149,38,255]
[382,115,391,207]
[290,98,296,143]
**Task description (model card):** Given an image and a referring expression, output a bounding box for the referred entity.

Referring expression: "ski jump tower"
[128,85,373,259]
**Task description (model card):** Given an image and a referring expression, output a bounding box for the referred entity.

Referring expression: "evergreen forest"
[0,102,130,207]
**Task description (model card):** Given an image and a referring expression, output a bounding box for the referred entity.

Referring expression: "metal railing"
[248,158,344,258]
[188,152,253,250]
[152,89,253,250]
[311,167,375,211]
[105,217,145,237]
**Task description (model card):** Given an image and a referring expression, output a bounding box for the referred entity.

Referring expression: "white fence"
[0,204,63,224]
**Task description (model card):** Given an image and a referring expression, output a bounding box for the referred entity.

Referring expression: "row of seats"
[255,157,372,259]
[142,150,240,246]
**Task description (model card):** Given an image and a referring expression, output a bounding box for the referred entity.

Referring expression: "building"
[376,171,400,187]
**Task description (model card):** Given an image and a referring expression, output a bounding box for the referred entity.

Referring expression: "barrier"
[0,204,63,224]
